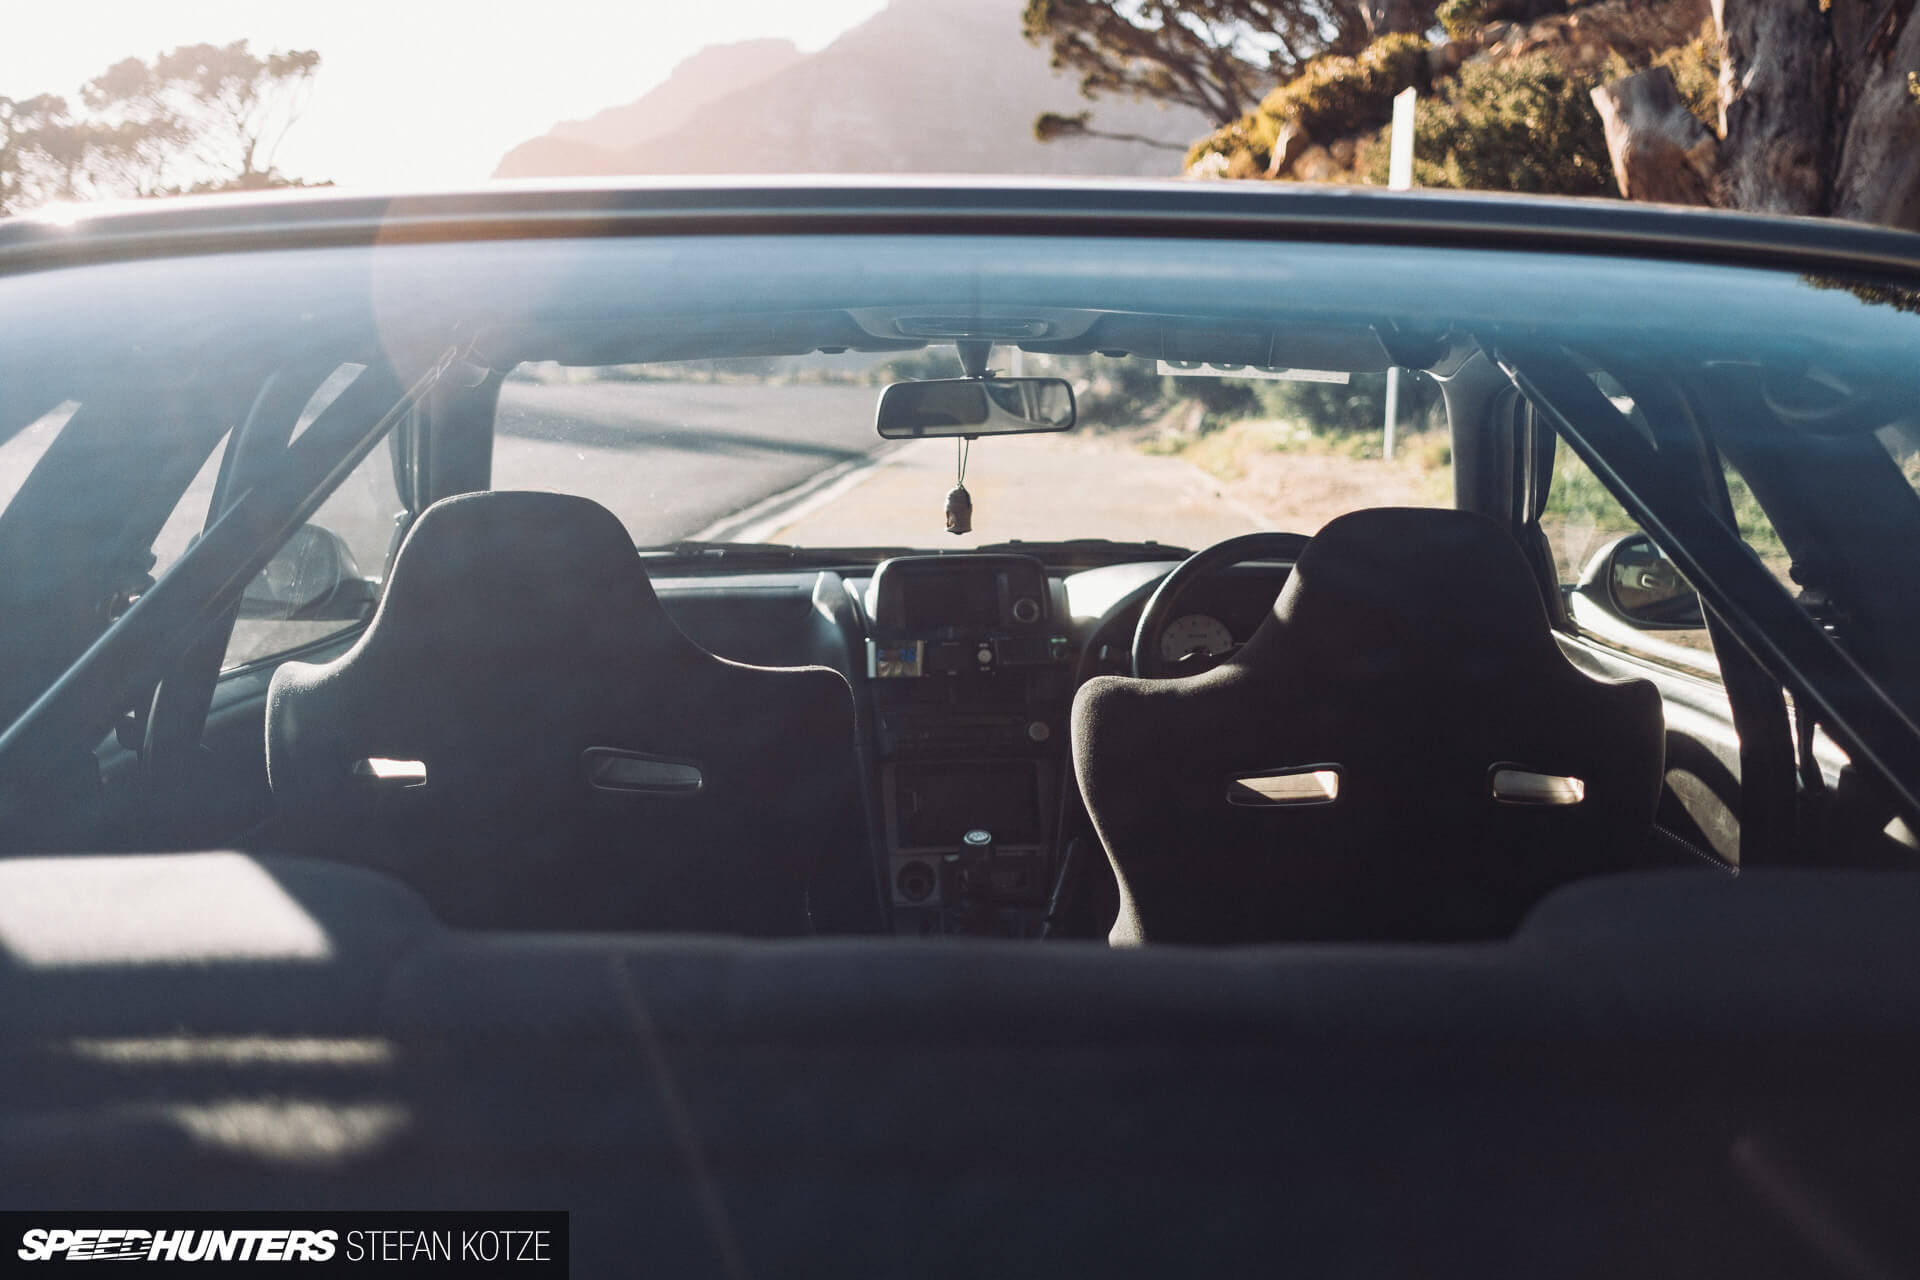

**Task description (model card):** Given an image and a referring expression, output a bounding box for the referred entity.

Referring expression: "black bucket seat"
[1072,507,1665,945]
[266,490,878,934]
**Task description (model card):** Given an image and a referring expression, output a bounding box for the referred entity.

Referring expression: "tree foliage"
[1023,0,1434,128]
[1263,32,1429,138]
[1362,52,1613,195]
[1435,0,1565,42]
[1186,32,1429,175]
[1034,109,1190,149]
[1,41,320,213]
[1,95,83,210]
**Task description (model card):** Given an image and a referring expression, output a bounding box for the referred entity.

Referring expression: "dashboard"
[650,552,1294,938]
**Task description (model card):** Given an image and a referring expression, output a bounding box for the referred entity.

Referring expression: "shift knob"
[958,828,996,899]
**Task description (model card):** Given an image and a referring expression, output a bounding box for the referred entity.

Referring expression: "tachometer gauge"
[1159,614,1234,664]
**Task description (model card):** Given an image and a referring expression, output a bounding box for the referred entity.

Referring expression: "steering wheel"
[1130,531,1312,678]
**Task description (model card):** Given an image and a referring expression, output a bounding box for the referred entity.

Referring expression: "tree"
[0,95,111,212]
[2,96,55,212]
[1590,1,1918,231]
[84,42,320,193]
[2,42,323,212]
[1023,0,1434,129]
[1029,0,1919,237]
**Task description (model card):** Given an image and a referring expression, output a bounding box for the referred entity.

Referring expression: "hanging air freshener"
[945,485,972,535]
[945,437,972,535]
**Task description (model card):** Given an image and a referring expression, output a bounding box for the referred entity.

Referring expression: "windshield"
[492,353,1451,554]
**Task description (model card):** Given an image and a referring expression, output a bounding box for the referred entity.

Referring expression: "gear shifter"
[942,828,997,933]
[960,828,995,886]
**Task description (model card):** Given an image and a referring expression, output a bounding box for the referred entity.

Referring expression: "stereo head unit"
[865,554,1070,679]
[866,554,1051,635]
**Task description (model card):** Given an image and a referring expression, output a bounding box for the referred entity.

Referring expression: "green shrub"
[1361,52,1613,196]
[1656,32,1721,124]
[1262,33,1430,139]
[1186,33,1428,177]
[1078,356,1170,425]
[1193,379,1263,430]
[1436,0,1493,42]
[1258,376,1383,434]
[1184,111,1281,175]
[1255,372,1443,437]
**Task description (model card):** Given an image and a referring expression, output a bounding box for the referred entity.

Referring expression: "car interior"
[5,209,1920,1272]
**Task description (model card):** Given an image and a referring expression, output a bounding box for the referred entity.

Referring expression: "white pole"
[1388,87,1416,191]
[1384,87,1415,460]
[1384,367,1401,461]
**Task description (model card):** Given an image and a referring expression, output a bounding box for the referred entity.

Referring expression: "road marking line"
[688,443,904,544]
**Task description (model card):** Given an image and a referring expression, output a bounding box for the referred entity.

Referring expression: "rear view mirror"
[1572,533,1706,630]
[240,523,379,621]
[876,377,1076,439]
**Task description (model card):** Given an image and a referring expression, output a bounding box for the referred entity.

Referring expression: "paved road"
[492,379,885,546]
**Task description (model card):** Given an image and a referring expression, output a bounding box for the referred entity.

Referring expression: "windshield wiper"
[637,539,1195,571]
[638,540,910,567]
[972,538,1194,567]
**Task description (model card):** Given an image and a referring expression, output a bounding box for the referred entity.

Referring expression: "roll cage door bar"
[0,351,460,820]
[1492,340,1920,828]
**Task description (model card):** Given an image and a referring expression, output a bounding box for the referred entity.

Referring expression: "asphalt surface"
[491,379,886,546]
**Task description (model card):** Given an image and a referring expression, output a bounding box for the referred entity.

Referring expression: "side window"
[222,425,405,671]
[1541,440,1719,675]
[148,431,231,582]
[0,400,81,518]
[1542,431,1797,680]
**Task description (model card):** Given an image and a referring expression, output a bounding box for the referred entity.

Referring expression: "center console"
[863,555,1075,936]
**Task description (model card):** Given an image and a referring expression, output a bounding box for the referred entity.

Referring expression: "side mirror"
[239,524,379,621]
[876,377,1076,439]
[1571,532,1705,630]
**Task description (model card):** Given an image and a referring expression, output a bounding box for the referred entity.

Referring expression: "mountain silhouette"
[494,0,1205,179]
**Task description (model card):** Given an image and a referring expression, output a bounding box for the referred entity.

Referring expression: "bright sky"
[1,0,889,191]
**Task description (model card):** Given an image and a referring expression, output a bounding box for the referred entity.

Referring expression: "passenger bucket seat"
[266,490,878,935]
[1073,507,1665,945]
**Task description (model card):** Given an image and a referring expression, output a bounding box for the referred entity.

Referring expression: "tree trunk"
[1591,0,1919,232]
[1712,0,1834,215]
[1592,67,1719,205]
[1829,0,1920,229]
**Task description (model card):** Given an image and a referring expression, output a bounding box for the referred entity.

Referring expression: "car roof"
[5,176,1920,281]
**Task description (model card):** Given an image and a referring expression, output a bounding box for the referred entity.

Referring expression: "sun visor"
[1019,315,1396,372]
[469,309,1422,374]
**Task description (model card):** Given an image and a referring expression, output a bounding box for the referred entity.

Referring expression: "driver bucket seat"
[1073,507,1665,945]
[266,490,879,935]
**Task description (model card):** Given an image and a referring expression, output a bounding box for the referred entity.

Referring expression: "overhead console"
[862,555,1075,936]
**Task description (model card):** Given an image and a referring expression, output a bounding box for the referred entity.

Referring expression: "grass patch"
[1143,416,1454,506]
